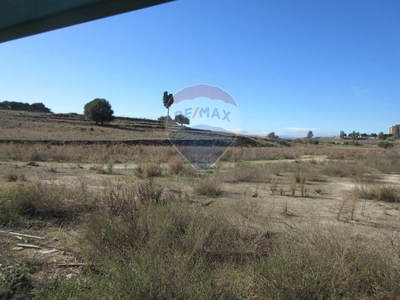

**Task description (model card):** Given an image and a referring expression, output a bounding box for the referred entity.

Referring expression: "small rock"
[66,273,76,280]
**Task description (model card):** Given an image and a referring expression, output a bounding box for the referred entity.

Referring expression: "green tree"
[0,101,9,109]
[163,91,174,108]
[339,131,346,139]
[378,132,385,140]
[31,102,51,112]
[307,131,313,139]
[174,114,190,126]
[266,132,278,139]
[84,98,115,125]
[350,131,359,140]
[158,115,173,123]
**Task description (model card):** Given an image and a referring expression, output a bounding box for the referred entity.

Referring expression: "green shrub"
[71,198,269,299]
[7,154,17,161]
[4,173,18,182]
[3,173,26,182]
[0,181,93,225]
[378,141,394,149]
[0,262,33,298]
[294,171,306,184]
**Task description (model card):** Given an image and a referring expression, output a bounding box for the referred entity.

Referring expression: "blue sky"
[1,0,399,137]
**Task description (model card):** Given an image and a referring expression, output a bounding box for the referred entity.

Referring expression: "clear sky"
[1,0,399,138]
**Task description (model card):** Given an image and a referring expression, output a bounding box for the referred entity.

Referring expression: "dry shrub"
[49,210,400,299]
[135,178,164,205]
[179,164,199,177]
[337,186,362,221]
[78,196,270,299]
[195,176,223,197]
[224,162,269,183]
[91,164,106,174]
[326,148,363,160]
[221,145,379,163]
[362,184,399,202]
[0,144,180,164]
[258,224,400,299]
[136,162,162,178]
[278,186,285,196]
[99,179,164,215]
[364,150,400,174]
[221,147,243,161]
[300,184,309,197]
[321,160,369,178]
[289,180,297,197]
[222,147,300,162]
[289,161,323,182]
[37,192,400,299]
[269,176,279,195]
[168,158,184,175]
[106,160,114,175]
[90,162,114,175]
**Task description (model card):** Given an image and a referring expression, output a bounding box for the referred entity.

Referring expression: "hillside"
[0,109,277,147]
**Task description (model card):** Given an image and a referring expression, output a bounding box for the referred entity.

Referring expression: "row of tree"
[266,131,313,140]
[158,114,190,126]
[339,131,389,140]
[0,101,51,113]
[82,98,190,127]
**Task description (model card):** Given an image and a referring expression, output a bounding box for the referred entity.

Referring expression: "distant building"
[389,125,400,135]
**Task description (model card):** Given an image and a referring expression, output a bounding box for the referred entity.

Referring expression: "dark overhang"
[0,0,174,43]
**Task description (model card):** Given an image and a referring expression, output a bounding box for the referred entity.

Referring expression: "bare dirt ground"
[1,157,399,237]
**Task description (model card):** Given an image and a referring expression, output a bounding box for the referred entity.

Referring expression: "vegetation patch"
[0,181,94,225]
[135,162,162,178]
[194,176,223,197]
[3,173,25,182]
[362,184,400,202]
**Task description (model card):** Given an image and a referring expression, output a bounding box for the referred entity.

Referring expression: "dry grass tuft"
[362,184,400,202]
[168,158,185,175]
[136,162,162,178]
[0,180,93,225]
[3,173,26,182]
[195,176,223,197]
[99,179,164,215]
[269,176,279,195]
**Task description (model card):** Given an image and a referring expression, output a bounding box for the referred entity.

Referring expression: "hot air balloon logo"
[167,84,241,170]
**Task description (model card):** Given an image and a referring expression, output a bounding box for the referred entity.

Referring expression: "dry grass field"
[1,110,400,299]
